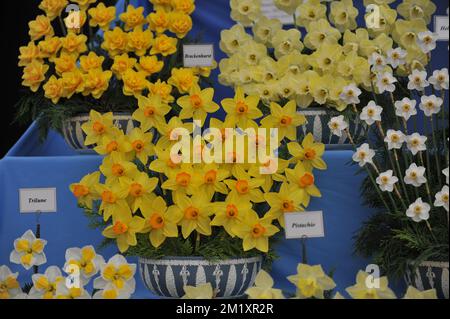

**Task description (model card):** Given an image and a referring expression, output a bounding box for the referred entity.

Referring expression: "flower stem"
[441,90,448,165]
[58,15,67,36]
[394,149,410,204]
[430,115,442,186]
[418,152,433,204]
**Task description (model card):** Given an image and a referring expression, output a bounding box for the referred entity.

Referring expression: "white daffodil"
[54,281,91,299]
[28,266,64,299]
[93,254,136,295]
[93,283,132,299]
[386,48,407,68]
[369,53,387,72]
[328,115,348,137]
[376,170,399,192]
[417,31,437,54]
[339,84,362,105]
[429,68,449,91]
[394,97,417,121]
[0,265,21,299]
[353,143,375,167]
[406,198,431,222]
[360,101,382,125]
[376,72,397,93]
[406,133,427,155]
[408,69,429,91]
[64,246,105,285]
[443,167,449,184]
[434,185,449,212]
[10,230,47,270]
[419,95,443,117]
[384,130,405,150]
[404,163,427,187]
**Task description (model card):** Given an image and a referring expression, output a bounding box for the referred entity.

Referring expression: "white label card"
[19,188,57,213]
[435,15,449,41]
[183,44,215,68]
[284,211,325,239]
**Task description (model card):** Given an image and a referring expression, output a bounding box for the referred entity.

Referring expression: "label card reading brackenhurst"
[284,211,325,239]
[183,44,214,68]
[19,188,57,213]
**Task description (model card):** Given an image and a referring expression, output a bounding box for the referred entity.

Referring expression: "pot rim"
[65,111,134,121]
[138,255,263,266]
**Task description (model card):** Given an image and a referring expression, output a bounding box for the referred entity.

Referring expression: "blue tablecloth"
[1,123,387,298]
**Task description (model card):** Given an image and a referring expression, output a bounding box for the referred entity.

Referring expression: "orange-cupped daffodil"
[288,133,327,171]
[95,182,130,221]
[81,110,115,146]
[264,182,305,227]
[69,171,101,209]
[285,162,321,207]
[224,166,265,203]
[222,87,262,129]
[99,152,138,184]
[122,172,158,214]
[177,85,220,126]
[211,198,253,237]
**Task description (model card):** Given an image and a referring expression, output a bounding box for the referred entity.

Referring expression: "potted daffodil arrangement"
[218,0,438,146]
[15,0,211,153]
[325,5,448,297]
[70,77,327,298]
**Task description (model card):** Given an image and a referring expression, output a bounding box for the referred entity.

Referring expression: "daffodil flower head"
[345,270,396,299]
[288,133,327,171]
[64,246,105,285]
[285,161,321,207]
[182,283,214,299]
[29,266,64,299]
[10,230,47,270]
[94,254,136,295]
[246,270,284,299]
[0,266,21,299]
[69,171,101,209]
[403,286,437,299]
[81,110,115,146]
[211,198,253,237]
[287,263,336,299]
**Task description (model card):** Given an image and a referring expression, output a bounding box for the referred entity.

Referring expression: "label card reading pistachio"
[19,188,57,213]
[183,44,214,68]
[434,13,449,41]
[284,211,325,239]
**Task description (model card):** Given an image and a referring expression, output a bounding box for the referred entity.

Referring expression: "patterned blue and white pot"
[139,256,263,299]
[62,112,137,154]
[298,108,365,149]
[405,261,449,299]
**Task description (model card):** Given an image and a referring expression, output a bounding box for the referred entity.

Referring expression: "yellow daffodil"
[61,33,88,57]
[101,27,128,57]
[28,15,54,41]
[54,53,77,75]
[295,0,327,28]
[304,19,341,51]
[193,163,230,199]
[403,286,437,299]
[127,128,155,164]
[182,283,214,299]
[156,117,192,149]
[64,9,87,34]
[397,0,436,24]
[246,270,284,299]
[172,0,196,14]
[95,182,130,221]
[70,171,101,209]
[169,11,193,39]
[211,198,253,237]
[127,27,154,56]
[137,56,164,76]
[111,53,137,80]
[61,69,85,98]
[248,157,289,193]
[21,60,49,92]
[178,86,220,125]
[99,152,138,184]
[79,51,104,72]
[94,254,136,294]
[288,133,327,170]
[329,0,358,32]
[18,42,41,66]
[359,33,394,58]
[38,0,68,21]
[43,75,64,104]
[119,4,145,31]
[150,34,178,57]
[219,24,252,56]
[38,37,62,61]
[285,161,321,207]
[168,68,199,94]
[88,2,116,31]
[123,172,158,213]
[393,19,427,49]
[224,166,265,203]
[148,9,171,34]
[288,264,336,299]
[149,144,182,174]
[272,29,304,59]
[64,246,104,284]
[222,87,262,129]
[30,267,63,300]
[174,193,214,238]
[102,208,145,253]
[94,130,133,157]
[83,68,112,99]
[345,270,396,299]
[133,94,171,133]
[261,100,306,141]
[162,164,196,196]
[140,196,183,248]
[10,230,47,270]
[71,0,96,10]
[230,0,262,27]
[252,17,282,47]
[365,5,397,38]
[0,266,21,299]
[122,69,150,97]
[149,79,175,104]
[232,211,278,253]
[264,183,305,227]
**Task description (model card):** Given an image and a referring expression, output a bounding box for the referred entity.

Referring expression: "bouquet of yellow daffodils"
[70,84,327,259]
[218,0,436,116]
[16,0,208,138]
[319,0,448,280]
